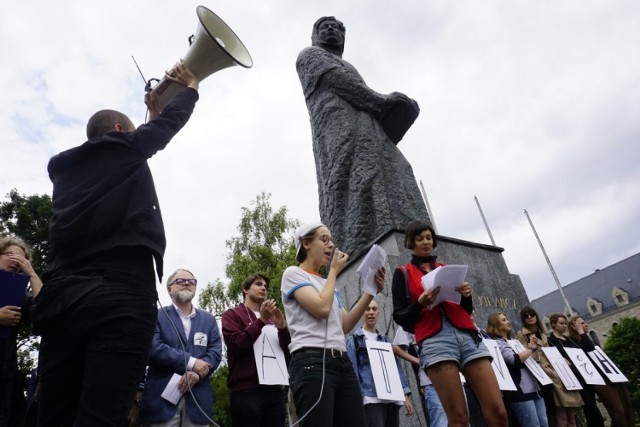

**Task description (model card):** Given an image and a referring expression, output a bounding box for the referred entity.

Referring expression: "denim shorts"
[419,316,491,369]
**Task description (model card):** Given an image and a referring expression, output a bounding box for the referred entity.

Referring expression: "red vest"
[405,263,476,343]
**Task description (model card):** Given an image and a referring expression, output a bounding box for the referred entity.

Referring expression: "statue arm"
[297,46,415,120]
[316,67,392,120]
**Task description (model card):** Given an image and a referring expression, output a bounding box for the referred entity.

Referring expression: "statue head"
[312,16,346,57]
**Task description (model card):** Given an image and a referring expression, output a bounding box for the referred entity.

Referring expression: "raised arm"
[342,267,385,333]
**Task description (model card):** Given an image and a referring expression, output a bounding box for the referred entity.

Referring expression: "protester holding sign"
[347,300,413,427]
[567,317,634,427]
[516,306,562,424]
[222,272,290,427]
[487,312,549,427]
[548,314,598,427]
[0,235,43,426]
[392,221,507,427]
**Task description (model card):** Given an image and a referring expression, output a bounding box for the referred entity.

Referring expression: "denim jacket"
[346,327,411,398]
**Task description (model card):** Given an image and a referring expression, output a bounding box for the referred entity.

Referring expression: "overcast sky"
[2,1,639,307]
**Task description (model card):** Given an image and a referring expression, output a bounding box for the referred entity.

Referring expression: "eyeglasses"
[169,278,197,286]
[318,236,332,245]
[523,313,536,319]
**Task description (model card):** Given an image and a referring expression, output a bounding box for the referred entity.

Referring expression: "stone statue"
[296,16,430,258]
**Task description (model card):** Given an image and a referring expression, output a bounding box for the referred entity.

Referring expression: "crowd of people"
[2,218,635,427]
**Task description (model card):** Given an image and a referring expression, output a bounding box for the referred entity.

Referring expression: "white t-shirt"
[281,266,345,353]
[393,326,430,386]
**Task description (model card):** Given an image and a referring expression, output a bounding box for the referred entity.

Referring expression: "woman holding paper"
[281,222,385,427]
[0,235,43,426]
[392,220,507,427]
[548,313,600,427]
[486,312,548,427]
[567,317,633,427]
[516,306,559,423]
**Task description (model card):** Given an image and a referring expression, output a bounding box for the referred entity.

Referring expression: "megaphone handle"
[145,78,160,93]
[188,34,194,46]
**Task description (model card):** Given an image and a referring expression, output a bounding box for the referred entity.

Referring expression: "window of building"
[586,297,602,317]
[612,287,629,307]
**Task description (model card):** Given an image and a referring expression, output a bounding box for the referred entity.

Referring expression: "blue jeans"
[424,384,447,427]
[419,317,490,369]
[289,351,365,427]
[510,397,549,427]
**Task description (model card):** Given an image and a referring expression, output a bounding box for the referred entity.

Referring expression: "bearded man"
[138,269,221,427]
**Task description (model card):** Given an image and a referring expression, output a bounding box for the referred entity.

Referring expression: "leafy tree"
[198,278,238,320]
[1,189,52,375]
[223,192,300,306]
[604,316,640,420]
[210,364,231,427]
[0,189,52,275]
[198,192,299,425]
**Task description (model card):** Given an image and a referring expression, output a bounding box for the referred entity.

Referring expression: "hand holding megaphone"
[145,60,199,120]
[165,60,200,91]
[149,6,252,110]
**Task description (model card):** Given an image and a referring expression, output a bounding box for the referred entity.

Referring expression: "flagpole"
[524,209,572,314]
[474,195,496,246]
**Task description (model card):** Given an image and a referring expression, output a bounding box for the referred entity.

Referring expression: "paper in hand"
[161,373,184,404]
[356,244,387,295]
[421,265,468,309]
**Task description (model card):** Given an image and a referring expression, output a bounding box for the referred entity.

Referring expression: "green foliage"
[1,189,52,375]
[198,279,238,319]
[0,188,52,275]
[604,316,640,420]
[197,192,299,424]
[210,364,231,427]
[223,192,299,308]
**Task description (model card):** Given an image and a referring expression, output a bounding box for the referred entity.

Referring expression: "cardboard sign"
[564,347,605,385]
[366,340,405,402]
[482,339,517,391]
[541,346,583,390]
[588,346,628,383]
[253,325,288,385]
[507,340,553,386]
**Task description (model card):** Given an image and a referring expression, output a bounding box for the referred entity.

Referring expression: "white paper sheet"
[356,244,387,296]
[253,325,289,385]
[161,373,184,404]
[421,265,467,308]
[366,340,405,402]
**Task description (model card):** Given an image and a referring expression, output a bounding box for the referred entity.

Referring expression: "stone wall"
[588,300,640,346]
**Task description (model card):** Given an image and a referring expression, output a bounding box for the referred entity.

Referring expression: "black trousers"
[36,276,157,427]
[230,386,286,427]
[289,351,366,427]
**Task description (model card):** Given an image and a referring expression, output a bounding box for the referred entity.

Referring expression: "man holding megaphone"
[33,61,200,427]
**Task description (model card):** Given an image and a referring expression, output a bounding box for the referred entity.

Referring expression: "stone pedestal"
[336,229,529,427]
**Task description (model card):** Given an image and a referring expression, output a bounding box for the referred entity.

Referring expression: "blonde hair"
[0,235,32,261]
[486,312,509,338]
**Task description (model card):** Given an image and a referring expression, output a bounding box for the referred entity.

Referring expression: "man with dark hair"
[139,269,221,427]
[221,273,291,427]
[33,61,200,426]
[296,16,429,259]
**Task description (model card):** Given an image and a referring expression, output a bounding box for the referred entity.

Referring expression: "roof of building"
[530,252,640,320]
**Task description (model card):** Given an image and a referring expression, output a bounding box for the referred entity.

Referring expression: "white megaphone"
[151,6,253,109]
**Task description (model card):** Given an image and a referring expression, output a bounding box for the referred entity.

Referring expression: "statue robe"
[296,45,430,258]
